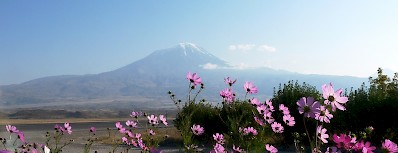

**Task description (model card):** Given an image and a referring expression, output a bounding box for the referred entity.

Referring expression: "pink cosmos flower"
[135,133,142,139]
[122,137,130,145]
[250,98,261,106]
[296,97,320,118]
[242,127,258,136]
[159,115,168,126]
[282,114,295,126]
[5,125,19,133]
[212,143,226,153]
[130,111,142,118]
[64,123,72,134]
[264,111,275,124]
[244,81,258,94]
[147,115,159,125]
[354,141,376,153]
[279,104,290,115]
[271,122,284,133]
[265,99,275,112]
[232,145,245,153]
[131,139,138,147]
[0,150,12,153]
[213,133,225,144]
[126,120,138,128]
[54,124,64,133]
[333,133,355,150]
[315,106,333,123]
[186,72,202,86]
[126,131,134,138]
[382,139,398,153]
[265,144,278,153]
[254,116,265,126]
[257,104,267,115]
[191,124,204,136]
[325,147,341,153]
[220,88,235,103]
[148,129,155,136]
[322,83,349,112]
[115,122,126,133]
[17,132,25,143]
[316,125,329,143]
[89,127,96,133]
[224,77,237,86]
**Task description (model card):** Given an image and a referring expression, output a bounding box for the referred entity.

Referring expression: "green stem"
[302,116,313,150]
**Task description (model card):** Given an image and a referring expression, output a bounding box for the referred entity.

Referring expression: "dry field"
[0,118,184,153]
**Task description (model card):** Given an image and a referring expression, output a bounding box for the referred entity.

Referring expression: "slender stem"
[188,83,192,102]
[302,116,313,150]
[315,122,318,151]
[192,87,203,102]
[244,92,248,100]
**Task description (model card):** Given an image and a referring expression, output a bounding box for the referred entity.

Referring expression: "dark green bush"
[271,80,321,145]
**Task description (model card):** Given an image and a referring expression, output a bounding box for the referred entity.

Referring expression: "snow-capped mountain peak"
[178,42,210,56]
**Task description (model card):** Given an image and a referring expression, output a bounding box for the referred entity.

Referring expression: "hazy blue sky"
[1,1,398,85]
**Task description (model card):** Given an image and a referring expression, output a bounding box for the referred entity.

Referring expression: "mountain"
[0,43,367,110]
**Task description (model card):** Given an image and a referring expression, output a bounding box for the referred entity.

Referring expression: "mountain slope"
[0,43,367,109]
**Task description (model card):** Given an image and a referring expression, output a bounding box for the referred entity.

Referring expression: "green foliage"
[332,68,398,143]
[218,101,271,151]
[272,80,320,144]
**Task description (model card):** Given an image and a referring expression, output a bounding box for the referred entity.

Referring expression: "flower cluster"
[115,112,168,152]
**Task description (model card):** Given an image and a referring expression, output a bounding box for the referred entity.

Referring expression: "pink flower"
[148,129,155,136]
[296,97,320,118]
[244,81,258,94]
[122,137,130,145]
[316,125,329,143]
[159,115,168,126]
[250,98,261,106]
[126,120,138,128]
[17,132,25,143]
[325,147,341,153]
[315,106,333,123]
[64,123,72,134]
[382,139,398,153]
[89,127,96,133]
[186,72,202,86]
[271,122,284,133]
[254,116,265,126]
[282,114,295,126]
[0,150,12,153]
[212,143,226,153]
[279,104,290,115]
[135,133,142,139]
[242,127,258,136]
[322,83,348,112]
[333,133,355,150]
[265,99,275,112]
[265,144,278,153]
[54,124,64,133]
[264,111,275,124]
[224,77,237,86]
[147,115,159,125]
[5,125,19,133]
[191,124,204,136]
[213,133,225,144]
[130,111,142,118]
[220,88,235,103]
[354,141,376,153]
[232,145,245,153]
[257,104,268,115]
[115,122,126,133]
